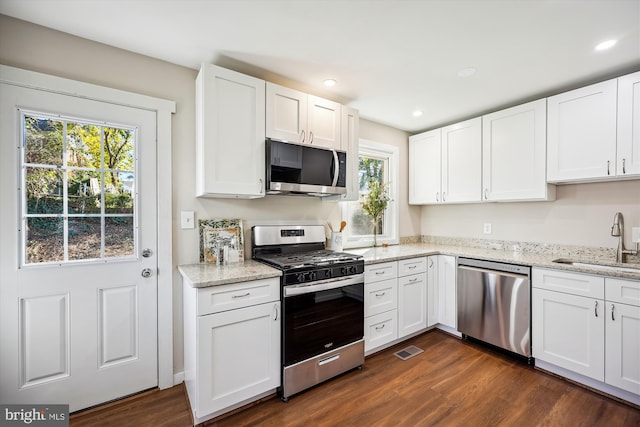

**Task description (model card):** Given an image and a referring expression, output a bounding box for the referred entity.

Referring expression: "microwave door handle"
[331,149,339,187]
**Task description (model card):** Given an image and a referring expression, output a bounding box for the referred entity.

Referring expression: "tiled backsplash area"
[417,235,640,265]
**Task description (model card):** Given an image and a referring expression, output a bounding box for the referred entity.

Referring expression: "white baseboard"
[173,371,185,385]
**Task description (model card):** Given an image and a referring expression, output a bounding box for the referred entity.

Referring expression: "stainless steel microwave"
[265,139,347,197]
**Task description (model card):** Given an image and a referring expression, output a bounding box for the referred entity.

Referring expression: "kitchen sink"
[552,258,640,274]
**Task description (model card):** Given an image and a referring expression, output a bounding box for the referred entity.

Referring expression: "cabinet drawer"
[365,261,398,284]
[532,268,604,299]
[364,310,398,352]
[365,278,397,317]
[197,278,280,316]
[605,278,640,306]
[398,257,427,277]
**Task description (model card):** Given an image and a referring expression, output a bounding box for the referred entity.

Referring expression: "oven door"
[283,275,364,366]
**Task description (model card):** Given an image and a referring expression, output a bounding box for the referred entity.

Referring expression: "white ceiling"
[1,0,639,133]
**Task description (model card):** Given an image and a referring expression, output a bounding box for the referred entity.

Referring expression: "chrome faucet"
[611,212,638,263]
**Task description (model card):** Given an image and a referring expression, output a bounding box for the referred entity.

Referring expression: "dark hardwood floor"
[70,330,640,427]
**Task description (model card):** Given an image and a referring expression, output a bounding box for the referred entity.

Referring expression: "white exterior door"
[0,83,158,411]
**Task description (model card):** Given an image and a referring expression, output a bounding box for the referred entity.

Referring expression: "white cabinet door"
[605,301,640,394]
[437,255,457,329]
[427,256,438,327]
[547,79,618,182]
[266,83,307,144]
[441,117,482,203]
[532,288,604,381]
[339,106,360,201]
[196,302,280,417]
[409,129,442,204]
[308,95,341,149]
[617,71,640,177]
[398,273,427,337]
[196,64,265,198]
[482,99,554,201]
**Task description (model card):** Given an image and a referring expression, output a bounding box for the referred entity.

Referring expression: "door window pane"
[21,111,137,265]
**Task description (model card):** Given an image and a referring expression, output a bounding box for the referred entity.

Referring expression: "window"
[341,139,398,248]
[21,111,137,265]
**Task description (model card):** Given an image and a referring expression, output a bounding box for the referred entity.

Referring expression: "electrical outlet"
[483,223,492,234]
[181,211,195,229]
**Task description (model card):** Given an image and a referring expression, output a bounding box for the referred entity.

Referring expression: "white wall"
[422,180,640,249]
[0,14,418,376]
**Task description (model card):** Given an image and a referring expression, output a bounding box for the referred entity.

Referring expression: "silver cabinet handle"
[607,160,611,176]
[375,292,386,297]
[409,277,418,283]
[375,324,386,331]
[273,303,279,321]
[375,271,385,275]
[258,178,263,194]
[622,158,626,174]
[594,300,599,317]
[428,259,434,268]
[442,192,446,202]
[300,129,305,143]
[309,131,314,144]
[232,292,251,299]
[436,192,440,202]
[611,303,615,321]
[484,189,488,200]
[408,265,417,270]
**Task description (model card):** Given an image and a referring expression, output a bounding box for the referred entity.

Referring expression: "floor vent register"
[393,345,424,361]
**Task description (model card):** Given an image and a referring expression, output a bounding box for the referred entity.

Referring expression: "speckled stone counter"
[179,242,640,288]
[347,243,640,281]
[179,260,282,288]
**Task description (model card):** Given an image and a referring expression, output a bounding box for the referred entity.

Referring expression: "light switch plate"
[181,211,195,229]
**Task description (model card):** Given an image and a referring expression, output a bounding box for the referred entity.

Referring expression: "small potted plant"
[360,179,390,247]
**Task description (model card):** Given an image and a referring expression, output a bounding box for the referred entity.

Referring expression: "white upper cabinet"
[196,64,266,198]
[409,129,441,204]
[266,83,341,149]
[482,99,555,202]
[441,117,482,203]
[547,79,618,182]
[617,71,640,177]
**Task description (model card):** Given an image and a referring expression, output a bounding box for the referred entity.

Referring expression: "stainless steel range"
[251,225,365,402]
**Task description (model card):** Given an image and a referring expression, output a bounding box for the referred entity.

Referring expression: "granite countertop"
[179,243,640,288]
[348,243,640,281]
[178,260,281,288]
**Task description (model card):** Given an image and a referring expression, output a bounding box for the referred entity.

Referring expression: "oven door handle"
[284,274,364,297]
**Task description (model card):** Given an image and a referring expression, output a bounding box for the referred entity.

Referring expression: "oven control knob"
[322,270,331,279]
[309,271,317,281]
[296,273,306,283]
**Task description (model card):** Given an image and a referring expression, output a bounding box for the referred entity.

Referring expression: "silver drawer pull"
[318,354,340,366]
[375,324,386,331]
[232,292,251,299]
[375,292,386,297]
[611,304,615,321]
[375,271,386,275]
[594,300,599,317]
[408,265,417,269]
[409,278,418,283]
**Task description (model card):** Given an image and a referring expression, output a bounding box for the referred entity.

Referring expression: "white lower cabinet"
[532,287,605,380]
[427,256,439,327]
[398,257,427,337]
[183,278,281,424]
[532,268,640,402]
[437,255,457,330]
[364,262,398,353]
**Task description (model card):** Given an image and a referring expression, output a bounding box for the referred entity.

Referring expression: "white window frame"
[340,139,399,249]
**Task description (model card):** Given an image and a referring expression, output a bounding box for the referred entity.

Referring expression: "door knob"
[141,268,153,278]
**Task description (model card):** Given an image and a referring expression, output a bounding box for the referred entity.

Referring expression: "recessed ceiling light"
[323,79,337,87]
[595,39,617,51]
[457,67,477,78]
[413,110,423,117]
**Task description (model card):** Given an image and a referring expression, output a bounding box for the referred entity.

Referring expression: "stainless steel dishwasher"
[457,257,532,360]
